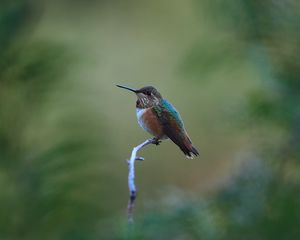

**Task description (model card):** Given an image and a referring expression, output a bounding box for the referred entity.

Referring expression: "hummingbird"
[116,85,199,158]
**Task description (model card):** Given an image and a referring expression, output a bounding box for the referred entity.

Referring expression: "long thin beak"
[116,84,137,93]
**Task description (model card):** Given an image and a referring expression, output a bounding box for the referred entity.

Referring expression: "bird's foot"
[151,138,161,146]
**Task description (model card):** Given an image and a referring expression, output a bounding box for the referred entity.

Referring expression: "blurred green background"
[1,0,300,239]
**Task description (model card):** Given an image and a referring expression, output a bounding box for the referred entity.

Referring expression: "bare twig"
[127,138,156,223]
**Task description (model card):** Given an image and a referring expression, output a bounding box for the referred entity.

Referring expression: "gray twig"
[127,138,156,223]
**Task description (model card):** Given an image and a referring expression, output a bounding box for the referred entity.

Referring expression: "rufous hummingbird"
[116,85,199,158]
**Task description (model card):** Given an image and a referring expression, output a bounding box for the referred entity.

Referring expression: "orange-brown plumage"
[141,109,164,138]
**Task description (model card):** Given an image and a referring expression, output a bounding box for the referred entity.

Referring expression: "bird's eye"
[145,91,151,96]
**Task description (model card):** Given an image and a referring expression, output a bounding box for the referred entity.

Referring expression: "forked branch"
[127,138,157,223]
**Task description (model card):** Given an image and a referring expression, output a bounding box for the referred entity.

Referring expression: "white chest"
[136,108,147,131]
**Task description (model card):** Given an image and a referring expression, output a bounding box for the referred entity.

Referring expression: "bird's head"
[116,85,162,108]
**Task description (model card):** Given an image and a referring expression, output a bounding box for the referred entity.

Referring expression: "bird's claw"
[151,138,161,146]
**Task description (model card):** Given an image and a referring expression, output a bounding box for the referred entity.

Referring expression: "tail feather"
[178,137,199,159]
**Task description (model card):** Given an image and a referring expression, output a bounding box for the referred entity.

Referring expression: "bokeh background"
[1,0,300,239]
